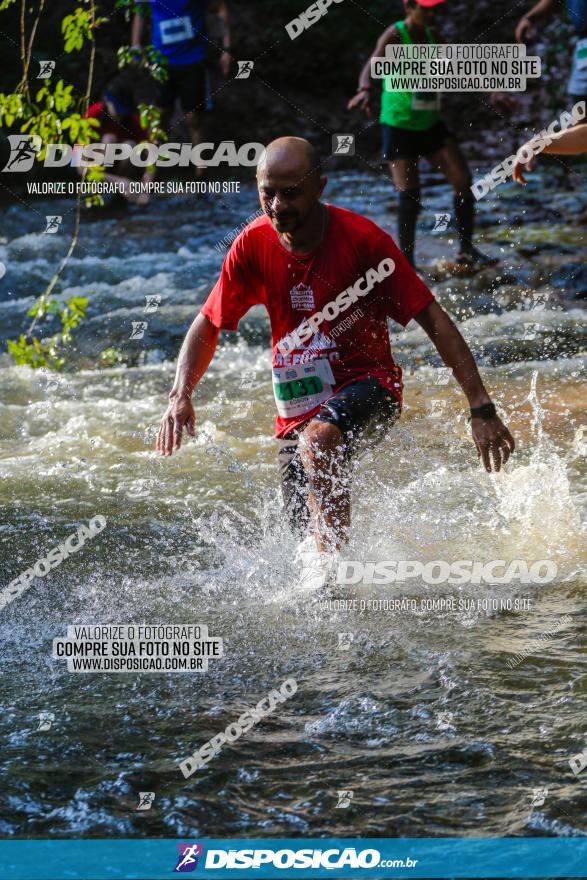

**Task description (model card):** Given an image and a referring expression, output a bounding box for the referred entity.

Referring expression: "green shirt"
[380,19,442,131]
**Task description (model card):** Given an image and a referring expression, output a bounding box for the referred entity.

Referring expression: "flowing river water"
[0,167,585,841]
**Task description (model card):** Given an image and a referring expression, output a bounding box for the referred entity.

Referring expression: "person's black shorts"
[156,60,211,115]
[382,120,451,161]
[277,378,400,538]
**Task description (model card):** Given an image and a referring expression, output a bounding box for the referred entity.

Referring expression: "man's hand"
[513,150,536,184]
[347,89,372,117]
[156,392,196,456]
[515,16,535,42]
[472,415,515,473]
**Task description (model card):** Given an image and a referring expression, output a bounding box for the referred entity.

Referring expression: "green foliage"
[117,44,168,82]
[7,335,56,369]
[98,347,124,368]
[0,91,26,126]
[84,163,105,206]
[61,7,94,53]
[1,2,112,371]
[59,296,89,344]
[8,297,89,370]
[138,102,166,142]
[61,113,100,143]
[143,45,168,82]
[35,79,75,113]
[18,79,100,157]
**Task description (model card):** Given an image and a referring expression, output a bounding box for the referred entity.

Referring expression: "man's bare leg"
[298,420,350,553]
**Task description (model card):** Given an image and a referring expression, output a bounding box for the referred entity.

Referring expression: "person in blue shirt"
[132,1,232,159]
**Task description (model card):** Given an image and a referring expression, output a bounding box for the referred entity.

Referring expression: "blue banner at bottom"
[0,838,586,879]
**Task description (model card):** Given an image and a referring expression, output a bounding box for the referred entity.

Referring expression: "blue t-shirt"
[147,0,209,66]
[567,0,587,35]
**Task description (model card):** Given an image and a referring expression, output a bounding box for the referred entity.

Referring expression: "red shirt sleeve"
[372,231,435,326]
[200,230,263,331]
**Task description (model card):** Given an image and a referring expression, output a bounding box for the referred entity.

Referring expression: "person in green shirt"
[348,0,498,268]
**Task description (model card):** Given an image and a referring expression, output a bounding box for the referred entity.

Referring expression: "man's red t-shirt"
[201,204,435,439]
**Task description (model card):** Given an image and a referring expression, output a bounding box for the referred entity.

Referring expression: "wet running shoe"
[294,536,338,592]
[456,246,499,268]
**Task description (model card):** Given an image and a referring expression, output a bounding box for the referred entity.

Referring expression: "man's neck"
[405,16,427,41]
[278,203,328,254]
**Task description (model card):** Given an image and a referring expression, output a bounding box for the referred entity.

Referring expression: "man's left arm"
[414,301,515,473]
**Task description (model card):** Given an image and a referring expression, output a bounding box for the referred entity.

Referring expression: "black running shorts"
[277,378,400,538]
[156,60,211,114]
[382,121,450,161]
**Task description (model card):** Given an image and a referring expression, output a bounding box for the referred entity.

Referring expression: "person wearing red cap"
[348,0,497,269]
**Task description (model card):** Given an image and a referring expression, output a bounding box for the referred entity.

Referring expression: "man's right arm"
[156,313,219,456]
[347,26,399,115]
[515,0,556,41]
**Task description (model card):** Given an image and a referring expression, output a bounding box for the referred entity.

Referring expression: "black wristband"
[469,402,497,420]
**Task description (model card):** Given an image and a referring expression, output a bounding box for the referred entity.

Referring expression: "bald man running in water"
[156,137,515,590]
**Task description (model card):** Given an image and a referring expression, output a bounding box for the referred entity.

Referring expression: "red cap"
[415,0,446,6]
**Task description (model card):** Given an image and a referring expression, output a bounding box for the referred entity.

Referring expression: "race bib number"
[576,37,587,70]
[412,92,441,111]
[159,15,194,46]
[272,359,334,419]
